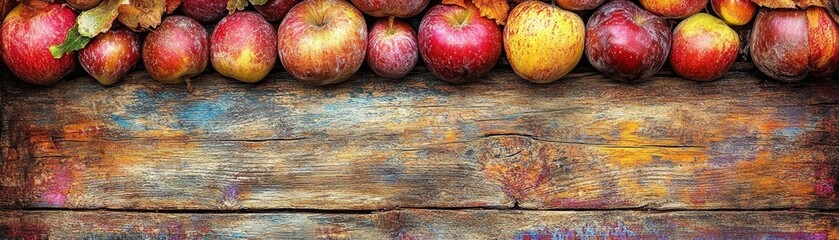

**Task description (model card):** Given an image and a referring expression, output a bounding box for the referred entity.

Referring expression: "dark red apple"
[255,0,301,21]
[182,0,227,23]
[67,0,101,11]
[1,3,76,85]
[211,11,277,83]
[585,0,671,82]
[143,15,209,84]
[418,4,501,83]
[366,18,418,79]
[277,0,367,85]
[79,29,141,86]
[349,0,429,18]
[750,8,839,82]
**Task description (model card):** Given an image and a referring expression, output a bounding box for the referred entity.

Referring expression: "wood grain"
[1,68,838,210]
[0,209,837,239]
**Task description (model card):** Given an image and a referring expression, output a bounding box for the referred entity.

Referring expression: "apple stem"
[185,77,193,94]
[387,16,395,33]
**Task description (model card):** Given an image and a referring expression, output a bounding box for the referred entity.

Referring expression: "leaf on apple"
[165,0,180,14]
[442,0,509,25]
[77,0,127,37]
[117,0,165,32]
[751,0,828,8]
[49,25,91,59]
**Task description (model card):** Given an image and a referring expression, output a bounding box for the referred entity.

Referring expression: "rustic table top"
[1,65,838,238]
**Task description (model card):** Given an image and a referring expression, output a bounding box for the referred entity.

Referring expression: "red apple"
[1,3,76,85]
[711,0,757,26]
[750,8,839,82]
[639,0,707,19]
[211,11,277,83]
[255,0,301,21]
[79,29,141,86]
[277,0,367,85]
[143,15,209,84]
[556,0,606,11]
[366,18,418,79]
[670,13,739,81]
[586,0,671,82]
[349,0,429,18]
[418,4,501,83]
[182,0,227,23]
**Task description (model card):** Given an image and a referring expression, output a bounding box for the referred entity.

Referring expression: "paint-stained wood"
[0,209,837,239]
[1,68,838,210]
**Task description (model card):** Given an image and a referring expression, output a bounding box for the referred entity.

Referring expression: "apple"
[277,0,367,85]
[639,0,707,19]
[349,0,429,18]
[711,0,757,26]
[79,29,141,86]
[1,3,76,85]
[556,0,606,11]
[504,0,584,83]
[67,0,101,11]
[182,0,227,23]
[750,8,839,82]
[143,15,209,84]
[418,4,501,83]
[211,11,277,83]
[255,0,301,21]
[585,0,671,82]
[670,13,739,81]
[366,18,418,79]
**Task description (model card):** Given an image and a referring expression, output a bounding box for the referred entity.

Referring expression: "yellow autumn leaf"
[442,0,509,25]
[751,0,828,8]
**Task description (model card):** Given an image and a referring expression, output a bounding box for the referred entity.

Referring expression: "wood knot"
[477,135,562,205]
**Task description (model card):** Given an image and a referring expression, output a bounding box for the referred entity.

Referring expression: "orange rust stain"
[599,121,708,167]
[62,121,107,141]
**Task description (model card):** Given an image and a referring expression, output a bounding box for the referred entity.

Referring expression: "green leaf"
[249,0,267,5]
[49,25,91,59]
[77,0,128,37]
[227,0,247,12]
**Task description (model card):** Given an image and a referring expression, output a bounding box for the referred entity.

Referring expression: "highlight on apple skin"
[750,7,839,82]
[366,18,419,80]
[504,0,585,83]
[0,3,76,85]
[711,0,757,26]
[585,0,671,82]
[670,13,739,81]
[350,0,429,18]
[418,4,502,83]
[639,0,708,19]
[211,11,277,83]
[79,29,141,86]
[277,0,367,85]
[142,16,210,84]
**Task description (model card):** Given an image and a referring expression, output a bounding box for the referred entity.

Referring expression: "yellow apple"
[504,0,584,83]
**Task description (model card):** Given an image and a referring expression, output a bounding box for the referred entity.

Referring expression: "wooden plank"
[1,69,838,210]
[0,209,837,239]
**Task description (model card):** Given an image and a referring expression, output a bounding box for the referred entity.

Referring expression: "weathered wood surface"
[1,68,838,210]
[0,209,837,239]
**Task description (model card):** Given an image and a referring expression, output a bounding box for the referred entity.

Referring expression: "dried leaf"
[227,0,267,13]
[751,0,828,8]
[77,0,127,37]
[49,25,91,59]
[117,0,164,32]
[473,0,509,25]
[165,0,179,14]
[442,0,509,25]
[227,0,247,12]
